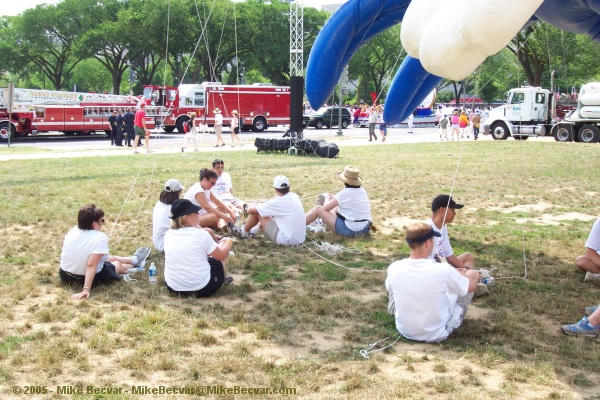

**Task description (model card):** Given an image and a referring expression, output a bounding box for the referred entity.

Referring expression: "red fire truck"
[142,83,290,133]
[0,88,152,141]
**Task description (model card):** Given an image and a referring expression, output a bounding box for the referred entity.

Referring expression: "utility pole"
[337,66,348,136]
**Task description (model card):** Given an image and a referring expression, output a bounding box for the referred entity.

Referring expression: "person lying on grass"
[386,222,479,342]
[305,165,372,237]
[59,204,151,300]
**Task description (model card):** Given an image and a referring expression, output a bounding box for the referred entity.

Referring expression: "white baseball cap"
[273,175,290,189]
[164,178,184,192]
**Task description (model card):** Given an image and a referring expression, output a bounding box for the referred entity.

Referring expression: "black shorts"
[166,257,224,298]
[233,127,239,134]
[59,262,121,288]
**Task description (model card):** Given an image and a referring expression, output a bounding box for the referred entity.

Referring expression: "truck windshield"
[510,92,525,104]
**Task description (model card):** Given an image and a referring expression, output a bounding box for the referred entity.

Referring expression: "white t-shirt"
[256,193,305,245]
[184,182,210,216]
[164,227,218,291]
[385,258,469,342]
[59,227,109,275]
[152,201,172,252]
[585,218,600,252]
[427,218,453,259]
[211,172,234,202]
[335,187,371,231]
[215,113,223,126]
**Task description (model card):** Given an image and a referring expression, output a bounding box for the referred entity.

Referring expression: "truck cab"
[483,87,552,140]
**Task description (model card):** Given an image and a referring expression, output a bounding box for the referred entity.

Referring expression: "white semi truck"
[482,83,600,143]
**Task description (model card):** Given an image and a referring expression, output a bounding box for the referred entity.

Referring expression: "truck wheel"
[577,125,599,143]
[341,119,349,129]
[490,122,509,140]
[315,120,324,129]
[0,121,16,142]
[163,126,175,133]
[251,117,267,132]
[176,118,188,133]
[554,125,573,142]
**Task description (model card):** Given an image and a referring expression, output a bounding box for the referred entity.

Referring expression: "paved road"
[1,125,556,161]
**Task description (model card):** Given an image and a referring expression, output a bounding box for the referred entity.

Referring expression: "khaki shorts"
[263,219,280,243]
[215,125,222,135]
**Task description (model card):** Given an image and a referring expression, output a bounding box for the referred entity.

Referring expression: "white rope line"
[359,334,403,359]
[300,235,381,273]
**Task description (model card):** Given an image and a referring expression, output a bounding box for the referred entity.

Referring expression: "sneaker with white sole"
[474,282,489,297]
[229,224,248,240]
[561,316,600,337]
[133,246,151,269]
[585,304,599,316]
[584,271,600,282]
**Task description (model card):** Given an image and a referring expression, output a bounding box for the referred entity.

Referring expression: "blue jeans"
[334,217,370,237]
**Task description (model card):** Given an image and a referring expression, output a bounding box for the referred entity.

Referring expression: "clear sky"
[2,0,342,17]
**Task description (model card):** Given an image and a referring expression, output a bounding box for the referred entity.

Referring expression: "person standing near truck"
[133,103,151,154]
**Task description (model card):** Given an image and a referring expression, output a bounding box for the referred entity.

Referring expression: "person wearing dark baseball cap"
[163,199,234,298]
[385,222,479,342]
[427,194,479,279]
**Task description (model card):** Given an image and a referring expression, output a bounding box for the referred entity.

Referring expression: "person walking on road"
[230,110,242,147]
[133,103,151,154]
[214,108,225,147]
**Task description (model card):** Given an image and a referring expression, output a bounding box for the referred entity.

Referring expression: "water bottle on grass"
[149,262,157,285]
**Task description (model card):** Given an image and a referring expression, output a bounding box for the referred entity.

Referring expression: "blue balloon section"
[306,0,600,126]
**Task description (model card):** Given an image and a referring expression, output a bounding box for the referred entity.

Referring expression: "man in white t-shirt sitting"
[576,218,600,281]
[386,222,479,342]
[229,175,305,246]
[211,159,248,215]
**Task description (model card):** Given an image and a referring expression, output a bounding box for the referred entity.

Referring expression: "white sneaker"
[474,283,489,297]
[584,271,600,282]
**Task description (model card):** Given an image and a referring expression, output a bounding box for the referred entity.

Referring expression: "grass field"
[0,140,599,399]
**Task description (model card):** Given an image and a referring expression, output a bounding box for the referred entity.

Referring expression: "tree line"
[1,0,599,105]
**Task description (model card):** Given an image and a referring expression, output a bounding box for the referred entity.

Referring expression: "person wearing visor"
[385,222,479,342]
[164,199,233,298]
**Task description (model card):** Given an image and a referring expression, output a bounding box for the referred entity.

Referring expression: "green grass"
[0,140,599,398]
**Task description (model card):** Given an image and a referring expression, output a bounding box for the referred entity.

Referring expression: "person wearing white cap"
[153,179,184,252]
[213,108,226,147]
[229,175,305,246]
[305,166,371,237]
[230,110,242,147]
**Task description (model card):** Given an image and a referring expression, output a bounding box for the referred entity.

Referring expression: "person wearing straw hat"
[230,110,242,147]
[385,222,479,342]
[305,166,372,237]
[213,108,226,147]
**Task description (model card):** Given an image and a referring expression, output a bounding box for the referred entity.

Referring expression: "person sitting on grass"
[164,199,233,297]
[229,175,305,246]
[59,204,151,300]
[184,168,237,231]
[305,165,372,237]
[211,159,249,215]
[561,303,600,337]
[575,217,600,282]
[153,178,184,253]
[385,222,479,342]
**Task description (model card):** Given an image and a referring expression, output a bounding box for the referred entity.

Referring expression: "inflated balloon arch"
[306,0,600,125]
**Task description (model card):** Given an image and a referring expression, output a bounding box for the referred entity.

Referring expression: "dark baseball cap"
[431,194,464,211]
[170,199,202,219]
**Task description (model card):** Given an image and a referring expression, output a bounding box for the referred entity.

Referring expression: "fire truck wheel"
[490,122,509,140]
[0,121,16,142]
[163,126,175,133]
[251,117,267,132]
[577,125,599,143]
